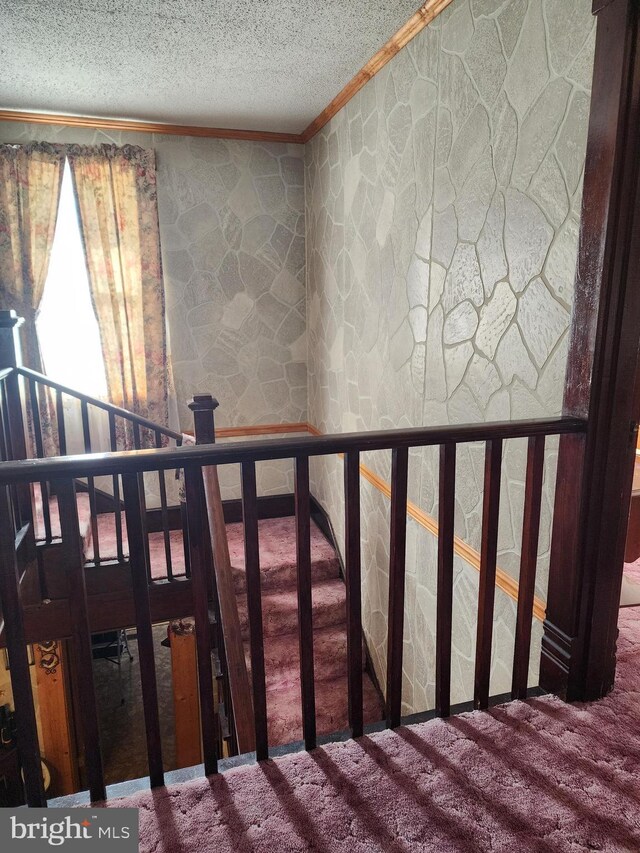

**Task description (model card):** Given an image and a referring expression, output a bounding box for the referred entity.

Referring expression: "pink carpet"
[100,599,640,851]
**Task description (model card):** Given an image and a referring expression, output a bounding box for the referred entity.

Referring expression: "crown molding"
[0,109,303,144]
[300,0,454,142]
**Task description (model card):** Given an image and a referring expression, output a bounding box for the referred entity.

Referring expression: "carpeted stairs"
[35,487,383,750]
[227,516,384,746]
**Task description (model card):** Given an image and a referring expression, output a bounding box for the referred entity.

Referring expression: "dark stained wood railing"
[8,365,187,579]
[0,397,586,805]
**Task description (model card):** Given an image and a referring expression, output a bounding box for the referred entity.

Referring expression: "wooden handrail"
[202,465,255,755]
[0,416,587,484]
[14,366,182,443]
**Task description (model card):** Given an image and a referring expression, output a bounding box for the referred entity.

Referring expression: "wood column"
[33,640,79,796]
[541,0,640,701]
[168,619,201,769]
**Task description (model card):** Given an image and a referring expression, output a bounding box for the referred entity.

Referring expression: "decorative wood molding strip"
[303,421,546,622]
[300,0,455,143]
[0,109,303,145]
[216,422,310,438]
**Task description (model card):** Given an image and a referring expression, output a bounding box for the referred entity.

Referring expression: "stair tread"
[248,623,367,689]
[265,673,384,746]
[34,484,92,545]
[237,577,347,638]
[228,517,341,592]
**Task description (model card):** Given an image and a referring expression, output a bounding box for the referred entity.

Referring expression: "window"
[36,160,108,397]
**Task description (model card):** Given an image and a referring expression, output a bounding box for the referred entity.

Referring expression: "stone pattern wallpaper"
[306,0,595,712]
[0,121,306,496]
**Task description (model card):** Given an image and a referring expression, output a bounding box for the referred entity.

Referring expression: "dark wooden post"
[0,311,32,526]
[188,394,219,445]
[541,0,640,701]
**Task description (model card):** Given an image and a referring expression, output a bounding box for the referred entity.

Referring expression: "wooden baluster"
[512,435,545,700]
[81,400,100,564]
[184,464,218,775]
[55,389,67,456]
[177,439,191,578]
[344,450,363,738]
[108,413,124,563]
[0,384,19,526]
[436,442,456,718]
[29,378,52,542]
[155,430,173,581]
[386,447,409,729]
[241,461,268,760]
[133,422,141,450]
[52,477,105,802]
[474,438,503,710]
[122,472,164,787]
[0,312,33,528]
[295,454,316,750]
[0,485,46,806]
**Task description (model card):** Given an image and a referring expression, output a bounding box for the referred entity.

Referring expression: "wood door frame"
[541,0,640,701]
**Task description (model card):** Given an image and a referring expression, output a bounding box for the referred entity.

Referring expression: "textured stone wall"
[306,0,595,712]
[0,122,306,429]
[0,121,306,496]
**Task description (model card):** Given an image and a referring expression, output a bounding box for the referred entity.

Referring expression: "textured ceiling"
[0,1,422,134]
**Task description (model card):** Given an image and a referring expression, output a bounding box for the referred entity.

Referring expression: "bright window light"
[36,161,108,398]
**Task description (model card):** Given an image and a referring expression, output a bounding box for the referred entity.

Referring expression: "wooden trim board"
[0,110,302,144]
[301,0,455,142]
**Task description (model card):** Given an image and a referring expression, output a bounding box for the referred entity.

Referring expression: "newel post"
[541,0,640,701]
[188,394,219,446]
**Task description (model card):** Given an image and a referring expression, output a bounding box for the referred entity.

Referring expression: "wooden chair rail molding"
[0,0,454,144]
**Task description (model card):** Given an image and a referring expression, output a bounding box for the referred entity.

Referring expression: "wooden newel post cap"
[188,394,219,412]
[0,310,24,329]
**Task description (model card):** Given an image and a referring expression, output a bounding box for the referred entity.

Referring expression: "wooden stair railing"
[0,413,587,804]
[0,311,189,583]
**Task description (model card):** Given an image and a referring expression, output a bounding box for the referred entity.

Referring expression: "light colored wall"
[305,0,595,713]
[0,121,306,496]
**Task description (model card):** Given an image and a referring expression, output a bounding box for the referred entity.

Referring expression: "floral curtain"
[67,144,169,447]
[0,142,65,372]
[0,142,66,456]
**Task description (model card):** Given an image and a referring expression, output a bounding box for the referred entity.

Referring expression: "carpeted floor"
[99,572,640,851]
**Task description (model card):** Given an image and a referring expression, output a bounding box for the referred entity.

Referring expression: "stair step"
[265,674,384,746]
[228,516,341,593]
[249,624,366,689]
[237,578,347,639]
[34,485,92,547]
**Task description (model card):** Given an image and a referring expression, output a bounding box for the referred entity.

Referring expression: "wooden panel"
[295,455,316,750]
[34,640,79,796]
[122,473,164,788]
[168,619,201,770]
[184,466,218,776]
[435,443,456,718]
[301,0,455,141]
[52,477,105,803]
[0,485,45,806]
[344,450,363,738]
[542,0,640,701]
[202,465,255,755]
[0,109,303,144]
[512,435,545,700]
[474,439,502,711]
[241,461,268,760]
[385,447,409,729]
